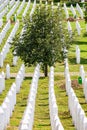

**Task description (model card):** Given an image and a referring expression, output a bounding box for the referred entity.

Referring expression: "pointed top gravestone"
[6,64,10,79]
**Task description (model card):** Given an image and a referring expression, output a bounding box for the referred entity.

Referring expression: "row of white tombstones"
[0,62,87,130]
[79,65,87,103]
[64,3,83,19]
[0,0,18,19]
[49,67,64,130]
[0,6,8,19]
[0,0,31,21]
[6,0,20,21]
[19,64,40,130]
[19,65,64,130]
[65,58,87,102]
[30,0,36,22]
[2,0,51,23]
[0,63,25,92]
[0,19,19,68]
[0,63,25,130]
[6,0,26,21]
[67,20,81,35]
[0,0,9,12]
[65,59,87,130]
[0,0,36,68]
[0,0,31,28]
[0,20,10,45]
[0,1,25,43]
[0,64,64,130]
[70,4,83,19]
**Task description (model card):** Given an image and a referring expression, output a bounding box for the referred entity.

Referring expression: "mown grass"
[33,77,51,130]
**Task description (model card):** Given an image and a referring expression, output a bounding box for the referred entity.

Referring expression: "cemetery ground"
[1,1,87,130]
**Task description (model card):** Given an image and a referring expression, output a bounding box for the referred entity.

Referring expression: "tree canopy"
[11,4,74,76]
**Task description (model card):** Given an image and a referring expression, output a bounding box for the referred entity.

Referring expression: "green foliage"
[11,4,74,76]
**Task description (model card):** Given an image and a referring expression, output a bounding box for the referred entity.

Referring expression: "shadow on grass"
[38,123,51,126]
[68,57,76,64]
[75,41,87,45]
[69,57,87,64]
[83,32,87,37]
[24,77,32,80]
[39,97,48,100]
[40,92,48,95]
[80,58,87,64]
[78,95,85,98]
[10,77,15,79]
[80,102,87,105]
[81,50,87,53]
[38,103,48,106]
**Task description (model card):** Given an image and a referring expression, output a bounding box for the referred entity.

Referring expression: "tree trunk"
[44,64,48,77]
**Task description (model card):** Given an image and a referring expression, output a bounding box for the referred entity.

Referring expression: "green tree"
[11,4,74,77]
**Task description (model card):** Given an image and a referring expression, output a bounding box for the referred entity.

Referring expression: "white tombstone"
[83,117,87,130]
[64,3,69,19]
[16,75,21,93]
[4,97,10,124]
[22,0,31,20]
[79,65,85,84]
[0,52,3,67]
[80,65,84,76]
[2,102,8,128]
[79,110,85,130]
[1,71,5,90]
[13,56,18,66]
[0,74,4,94]
[11,83,16,105]
[76,21,81,35]
[70,4,76,17]
[6,64,10,79]
[0,19,3,28]
[0,106,4,130]
[7,90,13,117]
[76,47,80,64]
[84,78,87,102]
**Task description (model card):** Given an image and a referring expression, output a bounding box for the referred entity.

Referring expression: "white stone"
[70,4,76,17]
[13,56,18,66]
[0,52,3,67]
[6,64,10,79]
[22,0,31,20]
[0,106,4,130]
[0,74,4,93]
[76,21,81,35]
[64,3,69,19]
[76,47,80,64]
[2,102,8,128]
[1,71,5,90]
[76,3,83,19]
[16,75,21,93]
